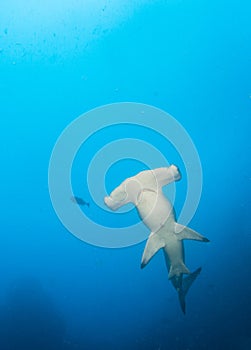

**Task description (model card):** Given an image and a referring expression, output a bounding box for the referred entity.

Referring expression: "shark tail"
[176,267,202,314]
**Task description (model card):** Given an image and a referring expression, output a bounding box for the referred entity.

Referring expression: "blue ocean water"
[0,1,251,349]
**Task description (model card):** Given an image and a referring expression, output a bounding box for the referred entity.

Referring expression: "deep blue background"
[0,1,251,349]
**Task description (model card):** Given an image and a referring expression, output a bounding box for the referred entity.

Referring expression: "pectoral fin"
[141,233,165,269]
[175,224,210,242]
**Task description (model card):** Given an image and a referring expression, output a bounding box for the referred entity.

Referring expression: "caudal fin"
[177,267,202,314]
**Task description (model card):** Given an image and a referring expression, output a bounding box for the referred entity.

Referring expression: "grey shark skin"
[104,165,209,313]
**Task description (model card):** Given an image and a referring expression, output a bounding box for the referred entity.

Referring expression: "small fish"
[70,196,90,207]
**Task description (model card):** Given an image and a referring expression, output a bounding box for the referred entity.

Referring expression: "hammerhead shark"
[104,165,209,313]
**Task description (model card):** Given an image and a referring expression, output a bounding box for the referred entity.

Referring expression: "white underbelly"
[136,191,175,232]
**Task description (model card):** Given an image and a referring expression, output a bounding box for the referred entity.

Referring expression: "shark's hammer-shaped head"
[104,181,128,211]
[104,178,142,211]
